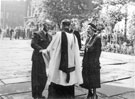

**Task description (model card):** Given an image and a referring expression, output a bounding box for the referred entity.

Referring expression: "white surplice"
[42,31,83,86]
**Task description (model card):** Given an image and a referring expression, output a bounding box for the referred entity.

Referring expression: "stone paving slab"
[97,84,135,97]
[102,76,135,89]
[101,63,135,72]
[113,63,135,72]
[109,92,135,99]
[0,82,31,96]
[1,92,33,99]
[100,58,124,66]
[0,65,31,79]
[101,52,135,63]
[101,68,133,83]
[75,86,87,96]
[0,73,30,80]
[0,61,18,67]
[2,77,31,84]
[117,92,135,99]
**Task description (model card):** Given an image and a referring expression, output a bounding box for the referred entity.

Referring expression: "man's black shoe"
[33,98,38,99]
[38,96,46,99]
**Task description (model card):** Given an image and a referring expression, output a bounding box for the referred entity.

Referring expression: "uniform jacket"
[31,30,52,61]
[73,30,81,50]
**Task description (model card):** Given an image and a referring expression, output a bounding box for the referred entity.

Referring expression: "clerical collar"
[63,29,72,33]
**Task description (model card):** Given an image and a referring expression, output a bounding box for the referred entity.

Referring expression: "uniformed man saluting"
[31,24,52,99]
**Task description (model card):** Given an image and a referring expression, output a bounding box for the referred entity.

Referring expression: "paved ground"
[0,39,135,99]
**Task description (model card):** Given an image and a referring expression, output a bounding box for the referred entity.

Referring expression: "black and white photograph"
[0,0,135,99]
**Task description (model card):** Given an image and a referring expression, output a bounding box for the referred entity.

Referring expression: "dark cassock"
[31,30,52,99]
[73,30,82,50]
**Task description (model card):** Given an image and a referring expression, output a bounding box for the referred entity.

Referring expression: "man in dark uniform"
[81,23,102,99]
[0,28,2,39]
[31,24,52,99]
[71,19,81,50]
[9,28,14,40]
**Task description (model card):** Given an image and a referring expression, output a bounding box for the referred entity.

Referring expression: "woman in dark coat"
[81,23,102,99]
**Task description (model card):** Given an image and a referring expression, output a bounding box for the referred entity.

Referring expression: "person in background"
[80,23,102,99]
[42,19,83,99]
[31,24,52,99]
[71,19,82,50]
[0,28,2,39]
[9,28,14,40]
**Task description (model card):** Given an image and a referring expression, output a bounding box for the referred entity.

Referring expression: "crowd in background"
[0,26,33,40]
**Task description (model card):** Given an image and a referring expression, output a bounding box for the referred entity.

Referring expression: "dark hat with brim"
[88,23,97,31]
[62,19,71,26]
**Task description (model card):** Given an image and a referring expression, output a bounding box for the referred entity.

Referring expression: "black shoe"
[91,94,98,99]
[86,96,93,99]
[38,96,46,99]
[33,97,38,99]
[87,94,93,99]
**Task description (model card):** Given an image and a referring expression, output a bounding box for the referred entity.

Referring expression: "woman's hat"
[88,23,97,31]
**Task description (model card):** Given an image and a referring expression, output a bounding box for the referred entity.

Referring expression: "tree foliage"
[128,12,135,39]
[46,0,94,25]
[31,0,98,25]
[103,0,129,5]
[98,0,130,33]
